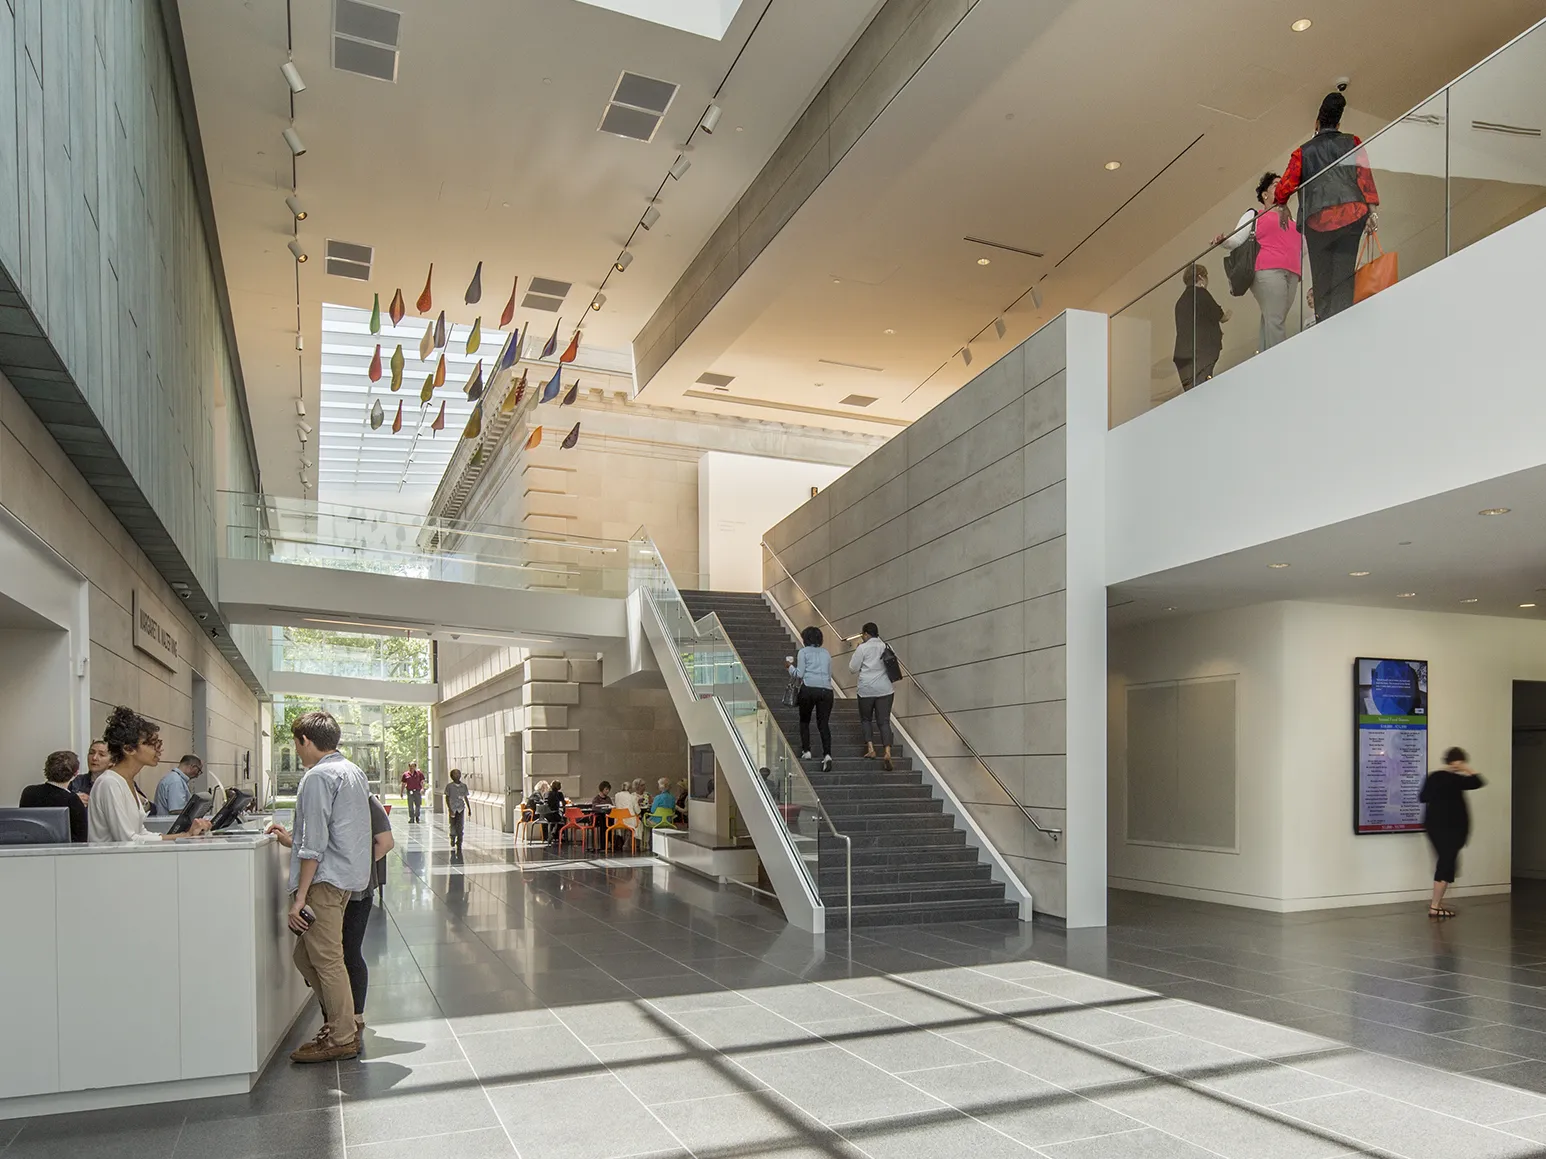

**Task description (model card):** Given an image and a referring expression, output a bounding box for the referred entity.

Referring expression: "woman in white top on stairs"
[849,622,896,771]
[89,705,211,843]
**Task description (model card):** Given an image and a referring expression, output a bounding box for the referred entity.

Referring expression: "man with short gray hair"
[153,754,203,815]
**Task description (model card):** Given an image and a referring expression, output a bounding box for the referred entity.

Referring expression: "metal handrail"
[631,533,853,927]
[762,541,1063,843]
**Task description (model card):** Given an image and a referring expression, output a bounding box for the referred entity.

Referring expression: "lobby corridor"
[12,819,1546,1159]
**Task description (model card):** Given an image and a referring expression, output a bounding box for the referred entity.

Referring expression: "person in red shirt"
[400,761,426,823]
[1274,90,1379,323]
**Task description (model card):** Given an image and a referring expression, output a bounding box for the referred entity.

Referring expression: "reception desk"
[0,832,311,1118]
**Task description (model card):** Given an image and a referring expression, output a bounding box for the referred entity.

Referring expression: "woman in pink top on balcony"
[1215,171,1303,351]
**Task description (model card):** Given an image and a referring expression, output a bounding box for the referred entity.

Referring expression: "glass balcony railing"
[1110,18,1546,426]
[223,492,631,597]
[271,626,433,683]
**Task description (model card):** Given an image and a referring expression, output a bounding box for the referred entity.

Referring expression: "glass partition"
[1111,20,1546,426]
[272,626,433,683]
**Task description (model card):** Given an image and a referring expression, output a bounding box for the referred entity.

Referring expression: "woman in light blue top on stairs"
[788,626,834,771]
[850,622,895,771]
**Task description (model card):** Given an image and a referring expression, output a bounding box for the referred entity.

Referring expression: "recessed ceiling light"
[1104,160,1121,170]
[1267,562,1290,569]
[1461,598,1479,603]
[1397,592,1417,598]
[977,258,991,266]
[1523,603,1538,609]
[883,328,895,335]
[1398,541,1413,546]
[1349,571,1370,577]
[1291,18,1313,32]
[1479,507,1511,516]
[1164,606,1177,612]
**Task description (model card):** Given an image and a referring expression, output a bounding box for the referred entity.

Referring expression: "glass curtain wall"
[271,693,430,800]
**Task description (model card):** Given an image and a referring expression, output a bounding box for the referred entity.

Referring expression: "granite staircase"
[680,590,1017,927]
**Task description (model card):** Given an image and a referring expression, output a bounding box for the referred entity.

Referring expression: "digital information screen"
[1354,657,1428,834]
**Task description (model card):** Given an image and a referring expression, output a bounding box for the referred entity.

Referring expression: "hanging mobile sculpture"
[419,320,435,361]
[416,264,434,313]
[560,380,578,406]
[389,287,406,326]
[560,422,580,449]
[434,310,447,350]
[500,277,518,328]
[465,261,483,305]
[465,360,484,402]
[370,293,381,335]
[541,317,561,359]
[369,399,384,429]
[368,343,382,382]
[525,426,543,450]
[467,317,481,355]
[390,344,404,390]
[392,399,404,433]
[541,365,562,402]
[431,399,446,433]
[560,329,580,364]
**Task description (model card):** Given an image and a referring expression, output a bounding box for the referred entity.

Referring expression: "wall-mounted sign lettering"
[1353,656,1428,834]
[133,589,182,671]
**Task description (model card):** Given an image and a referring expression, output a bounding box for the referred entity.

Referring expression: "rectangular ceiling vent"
[1473,119,1542,137]
[840,394,877,408]
[521,276,572,312]
[325,239,374,280]
[598,71,678,143]
[333,0,401,83]
[696,372,735,387]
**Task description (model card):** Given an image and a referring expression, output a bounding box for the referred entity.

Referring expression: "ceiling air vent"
[325,239,374,280]
[840,394,877,408]
[1473,119,1542,138]
[598,72,678,143]
[521,276,571,312]
[333,0,401,83]
[696,372,735,387]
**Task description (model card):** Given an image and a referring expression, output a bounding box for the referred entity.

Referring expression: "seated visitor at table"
[674,779,689,824]
[544,779,567,847]
[592,780,612,807]
[20,750,90,843]
[90,706,210,842]
[68,739,112,803]
[651,779,677,816]
[612,782,640,836]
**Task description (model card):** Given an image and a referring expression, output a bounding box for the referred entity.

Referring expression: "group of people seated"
[522,776,687,850]
[17,707,221,843]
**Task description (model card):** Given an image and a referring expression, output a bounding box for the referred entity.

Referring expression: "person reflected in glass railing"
[787,626,835,771]
[1215,172,1303,351]
[1173,264,1229,391]
[850,622,896,772]
[1274,90,1379,323]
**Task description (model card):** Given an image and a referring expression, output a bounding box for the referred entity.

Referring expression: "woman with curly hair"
[89,706,210,843]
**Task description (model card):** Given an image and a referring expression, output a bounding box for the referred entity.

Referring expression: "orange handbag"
[1354,228,1398,302]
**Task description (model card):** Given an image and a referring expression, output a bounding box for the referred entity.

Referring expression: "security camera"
[1334,76,1350,92]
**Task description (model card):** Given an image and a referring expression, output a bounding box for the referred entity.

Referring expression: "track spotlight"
[960,346,973,367]
[699,104,722,134]
[669,155,692,181]
[591,294,606,311]
[282,126,307,156]
[287,239,308,262]
[281,60,307,93]
[1030,285,1043,310]
[640,205,661,230]
[615,251,634,272]
[994,317,1007,340]
[285,194,307,220]
[295,332,304,351]
[295,398,307,416]
[297,420,313,436]
[300,458,315,470]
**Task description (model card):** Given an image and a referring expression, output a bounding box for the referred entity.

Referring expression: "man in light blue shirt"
[153,755,202,815]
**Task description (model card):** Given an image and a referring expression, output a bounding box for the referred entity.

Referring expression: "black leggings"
[857,694,894,748]
[797,687,834,756]
[1429,833,1463,884]
[1305,217,1366,321]
[342,895,373,1016]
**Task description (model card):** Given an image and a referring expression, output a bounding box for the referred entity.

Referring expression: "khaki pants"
[291,881,356,1046]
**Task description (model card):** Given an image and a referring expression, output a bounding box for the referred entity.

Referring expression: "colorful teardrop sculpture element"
[467,317,481,355]
[525,426,543,450]
[390,344,405,390]
[434,310,447,350]
[389,287,406,327]
[421,374,434,403]
[416,264,434,314]
[498,328,521,371]
[465,261,483,305]
[560,381,578,406]
[465,360,484,402]
[463,406,482,440]
[541,365,562,403]
[368,343,382,382]
[433,352,447,389]
[560,329,580,364]
[419,321,435,362]
[560,421,581,450]
[541,317,561,359]
[369,399,384,429]
[500,278,518,328]
[470,445,484,468]
[392,399,403,433]
[431,399,446,432]
[500,376,526,414]
[370,293,381,335]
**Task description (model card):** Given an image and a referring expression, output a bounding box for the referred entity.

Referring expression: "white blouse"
[88,769,157,844]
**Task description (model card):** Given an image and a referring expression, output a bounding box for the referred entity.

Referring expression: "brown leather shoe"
[290,1028,359,1064]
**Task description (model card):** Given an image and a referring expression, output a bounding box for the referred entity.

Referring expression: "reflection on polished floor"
[12,821,1546,1158]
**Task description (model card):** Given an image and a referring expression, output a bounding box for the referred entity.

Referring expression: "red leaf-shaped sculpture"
[389,287,406,327]
[391,399,403,433]
[500,277,518,328]
[560,330,580,364]
[416,264,434,314]
[369,343,382,382]
[434,352,446,389]
[431,399,446,433]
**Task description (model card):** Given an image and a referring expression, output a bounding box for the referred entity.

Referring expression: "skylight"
[570,0,746,40]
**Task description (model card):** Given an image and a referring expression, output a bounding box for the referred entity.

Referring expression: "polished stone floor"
[11,819,1546,1158]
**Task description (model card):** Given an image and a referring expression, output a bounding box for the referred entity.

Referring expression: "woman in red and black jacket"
[1275,91,1379,323]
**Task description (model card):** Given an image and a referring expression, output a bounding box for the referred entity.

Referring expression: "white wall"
[1107,206,1546,585]
[698,452,847,592]
[1112,600,1546,911]
[0,628,74,805]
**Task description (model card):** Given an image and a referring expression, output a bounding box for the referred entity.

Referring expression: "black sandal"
[1429,906,1457,919]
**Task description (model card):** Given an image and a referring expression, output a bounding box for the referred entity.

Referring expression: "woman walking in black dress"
[1419,746,1485,919]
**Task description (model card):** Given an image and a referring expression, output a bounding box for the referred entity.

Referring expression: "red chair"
[557,806,592,852]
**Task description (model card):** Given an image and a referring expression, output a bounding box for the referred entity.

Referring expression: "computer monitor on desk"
[0,807,72,845]
[209,789,254,832]
[167,792,212,835]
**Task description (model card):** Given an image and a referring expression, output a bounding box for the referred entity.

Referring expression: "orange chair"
[557,806,592,852]
[514,804,538,845]
[604,807,637,855]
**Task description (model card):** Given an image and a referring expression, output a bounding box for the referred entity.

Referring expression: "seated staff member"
[20,751,90,843]
[90,706,211,842]
[69,739,112,804]
[154,754,203,816]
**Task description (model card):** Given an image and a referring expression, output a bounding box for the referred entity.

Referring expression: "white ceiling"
[175,0,884,496]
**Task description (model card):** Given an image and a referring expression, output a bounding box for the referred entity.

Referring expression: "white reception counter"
[0,832,311,1119]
